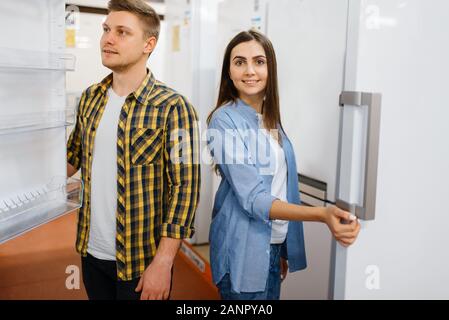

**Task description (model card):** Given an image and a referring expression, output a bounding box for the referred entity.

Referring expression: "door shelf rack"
[0,177,83,244]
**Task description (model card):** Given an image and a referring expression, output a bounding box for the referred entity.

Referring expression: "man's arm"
[136,96,201,300]
[135,237,181,300]
[152,237,182,266]
[67,92,86,177]
[159,96,201,239]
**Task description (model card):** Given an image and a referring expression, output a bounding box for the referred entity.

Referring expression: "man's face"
[100,11,155,71]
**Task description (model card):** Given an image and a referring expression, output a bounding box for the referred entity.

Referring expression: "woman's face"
[229,40,268,102]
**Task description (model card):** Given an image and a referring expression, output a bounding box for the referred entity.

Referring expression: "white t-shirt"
[87,88,126,261]
[258,115,289,244]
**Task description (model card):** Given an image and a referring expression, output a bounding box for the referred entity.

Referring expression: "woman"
[206,30,360,300]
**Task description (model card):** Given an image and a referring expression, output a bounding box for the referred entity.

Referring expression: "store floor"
[0,211,219,300]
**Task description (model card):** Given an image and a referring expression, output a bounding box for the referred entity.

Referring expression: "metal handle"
[335,198,362,217]
[336,91,382,221]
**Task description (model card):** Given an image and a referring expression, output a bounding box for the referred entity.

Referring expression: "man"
[67,0,200,300]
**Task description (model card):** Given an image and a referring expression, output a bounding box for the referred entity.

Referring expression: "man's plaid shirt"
[67,71,200,280]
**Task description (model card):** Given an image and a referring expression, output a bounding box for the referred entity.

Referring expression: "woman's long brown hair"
[207,30,282,133]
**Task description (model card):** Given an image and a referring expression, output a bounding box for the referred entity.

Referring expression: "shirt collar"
[94,68,156,104]
[235,98,286,139]
[235,98,262,121]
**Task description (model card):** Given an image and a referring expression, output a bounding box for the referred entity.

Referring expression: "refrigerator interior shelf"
[0,177,83,244]
[0,47,75,71]
[0,108,75,136]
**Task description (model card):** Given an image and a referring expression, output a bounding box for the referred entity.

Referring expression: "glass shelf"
[0,47,75,71]
[0,108,75,136]
[0,177,83,244]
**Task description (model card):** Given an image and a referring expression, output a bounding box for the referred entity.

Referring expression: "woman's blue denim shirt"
[207,99,307,293]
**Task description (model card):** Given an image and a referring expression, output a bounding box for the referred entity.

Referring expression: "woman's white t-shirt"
[258,114,289,244]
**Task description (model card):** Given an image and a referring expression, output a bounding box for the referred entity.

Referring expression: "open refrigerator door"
[0,0,83,244]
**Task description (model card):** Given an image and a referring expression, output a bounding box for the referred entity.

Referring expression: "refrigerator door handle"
[335,198,363,219]
[336,91,382,221]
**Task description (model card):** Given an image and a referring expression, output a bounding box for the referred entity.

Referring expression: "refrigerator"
[328,0,449,299]
[162,0,222,244]
[0,0,82,244]
[216,0,449,299]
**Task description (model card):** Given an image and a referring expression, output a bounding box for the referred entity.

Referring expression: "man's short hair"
[108,0,160,40]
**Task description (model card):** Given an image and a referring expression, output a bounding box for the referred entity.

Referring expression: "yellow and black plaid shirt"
[67,71,200,280]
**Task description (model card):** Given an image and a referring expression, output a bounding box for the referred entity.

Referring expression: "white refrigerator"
[0,0,82,244]
[271,0,449,299]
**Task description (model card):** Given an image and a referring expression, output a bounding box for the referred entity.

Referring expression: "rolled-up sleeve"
[207,114,276,223]
[160,97,201,239]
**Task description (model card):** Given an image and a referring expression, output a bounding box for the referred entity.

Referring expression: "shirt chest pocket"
[130,127,164,166]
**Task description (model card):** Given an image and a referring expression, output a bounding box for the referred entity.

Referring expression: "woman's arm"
[208,112,360,247]
[207,114,276,222]
[270,200,360,247]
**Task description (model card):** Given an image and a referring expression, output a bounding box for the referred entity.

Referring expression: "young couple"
[67,0,360,301]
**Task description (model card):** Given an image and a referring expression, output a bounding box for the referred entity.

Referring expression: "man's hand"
[67,163,78,177]
[135,237,181,300]
[135,259,172,300]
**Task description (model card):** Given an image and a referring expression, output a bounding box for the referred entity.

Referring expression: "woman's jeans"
[217,244,282,300]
